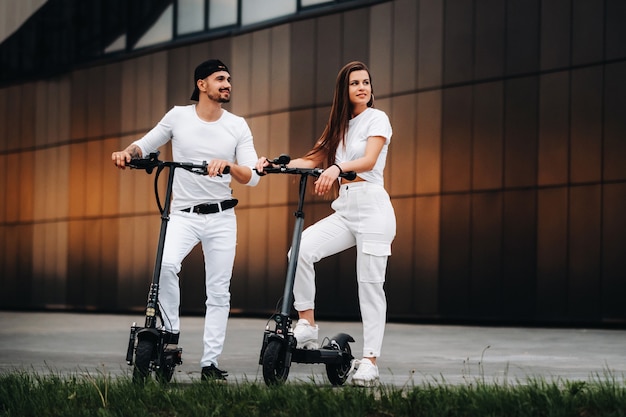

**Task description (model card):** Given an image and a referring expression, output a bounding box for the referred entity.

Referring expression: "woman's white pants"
[292,182,396,358]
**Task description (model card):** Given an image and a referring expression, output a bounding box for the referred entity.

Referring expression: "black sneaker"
[201,364,228,381]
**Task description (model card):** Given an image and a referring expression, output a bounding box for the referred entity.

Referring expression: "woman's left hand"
[314,164,341,195]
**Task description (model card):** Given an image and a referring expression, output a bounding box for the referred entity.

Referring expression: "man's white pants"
[158,209,237,368]
[292,182,396,358]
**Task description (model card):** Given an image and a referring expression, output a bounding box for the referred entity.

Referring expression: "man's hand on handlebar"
[112,145,142,169]
[206,159,230,177]
[112,150,134,169]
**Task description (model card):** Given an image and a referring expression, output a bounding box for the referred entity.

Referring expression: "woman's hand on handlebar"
[314,164,341,196]
[255,157,272,175]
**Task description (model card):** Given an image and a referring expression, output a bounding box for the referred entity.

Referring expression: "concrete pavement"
[1,311,625,386]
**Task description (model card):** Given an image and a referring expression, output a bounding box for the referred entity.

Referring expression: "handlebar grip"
[222,165,230,175]
[342,171,357,181]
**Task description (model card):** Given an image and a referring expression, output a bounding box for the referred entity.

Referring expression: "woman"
[256,61,395,387]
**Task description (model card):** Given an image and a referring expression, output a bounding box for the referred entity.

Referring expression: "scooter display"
[258,155,358,386]
[123,151,218,383]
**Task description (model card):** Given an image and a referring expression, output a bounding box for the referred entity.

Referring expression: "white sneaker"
[293,319,319,349]
[351,358,379,387]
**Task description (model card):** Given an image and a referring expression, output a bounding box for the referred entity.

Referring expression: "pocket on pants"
[358,241,391,283]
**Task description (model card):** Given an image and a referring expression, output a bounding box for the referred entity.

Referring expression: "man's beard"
[207,91,230,103]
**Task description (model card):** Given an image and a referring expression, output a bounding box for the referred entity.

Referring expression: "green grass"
[1,370,626,417]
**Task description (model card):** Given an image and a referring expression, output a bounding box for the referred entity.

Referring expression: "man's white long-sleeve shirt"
[133,105,260,211]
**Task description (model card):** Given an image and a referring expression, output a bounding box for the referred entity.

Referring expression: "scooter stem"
[279,173,309,317]
[145,165,176,329]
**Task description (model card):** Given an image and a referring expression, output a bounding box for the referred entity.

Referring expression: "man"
[112,59,261,381]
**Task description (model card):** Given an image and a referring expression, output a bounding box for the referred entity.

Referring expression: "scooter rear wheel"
[133,338,155,383]
[262,339,290,385]
[325,341,352,386]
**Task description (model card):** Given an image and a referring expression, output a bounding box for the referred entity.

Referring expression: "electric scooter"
[257,155,358,386]
[123,151,220,383]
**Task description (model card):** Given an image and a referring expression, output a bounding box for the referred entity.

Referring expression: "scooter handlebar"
[256,154,357,180]
[128,152,214,176]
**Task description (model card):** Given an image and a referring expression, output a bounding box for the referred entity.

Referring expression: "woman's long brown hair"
[306,61,375,168]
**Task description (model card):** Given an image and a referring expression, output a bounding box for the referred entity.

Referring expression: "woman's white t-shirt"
[335,107,392,186]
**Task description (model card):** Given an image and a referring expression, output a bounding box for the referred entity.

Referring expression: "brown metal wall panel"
[472,81,503,191]
[605,0,626,60]
[386,198,415,315]
[17,151,34,223]
[474,0,505,80]
[70,70,89,141]
[568,185,602,320]
[316,14,342,106]
[504,77,538,189]
[388,94,416,196]
[540,0,571,70]
[290,19,316,109]
[86,66,105,138]
[251,30,271,115]
[536,187,568,320]
[538,72,569,186]
[5,86,21,151]
[343,7,370,64]
[602,183,626,319]
[417,0,443,89]
[413,195,440,315]
[570,67,602,184]
[369,2,393,96]
[506,0,539,76]
[501,189,536,320]
[443,0,473,86]
[571,0,604,66]
[270,25,290,113]
[604,62,626,182]
[415,90,441,195]
[439,193,471,317]
[392,0,417,93]
[442,86,472,192]
[470,192,503,319]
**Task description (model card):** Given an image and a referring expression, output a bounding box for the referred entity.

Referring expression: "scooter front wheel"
[133,338,155,383]
[262,339,290,385]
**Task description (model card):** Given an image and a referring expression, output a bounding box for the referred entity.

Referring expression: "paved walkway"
[1,311,625,386]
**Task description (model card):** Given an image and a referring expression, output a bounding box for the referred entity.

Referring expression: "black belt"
[181,199,238,214]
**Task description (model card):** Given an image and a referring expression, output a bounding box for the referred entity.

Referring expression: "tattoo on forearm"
[126,145,142,158]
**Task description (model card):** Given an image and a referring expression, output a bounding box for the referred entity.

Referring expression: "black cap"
[190,59,230,101]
